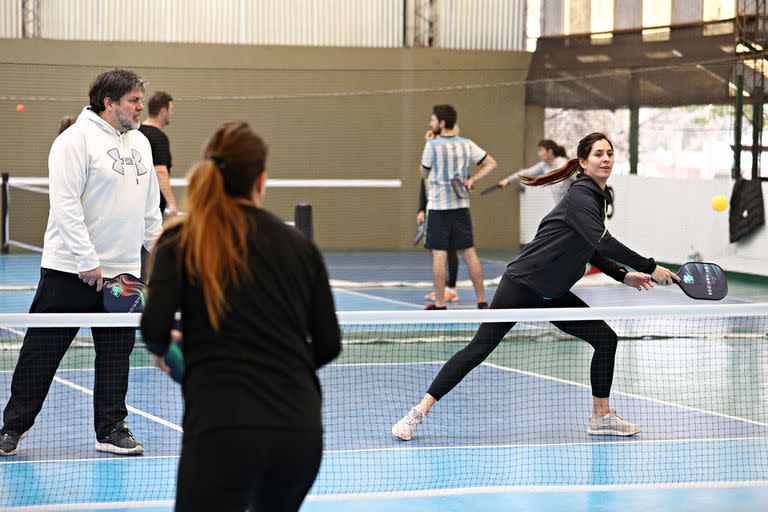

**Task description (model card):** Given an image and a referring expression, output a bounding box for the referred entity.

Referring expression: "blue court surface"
[1,252,767,511]
[1,363,767,511]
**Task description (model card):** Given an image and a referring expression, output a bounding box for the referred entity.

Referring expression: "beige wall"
[0,39,534,251]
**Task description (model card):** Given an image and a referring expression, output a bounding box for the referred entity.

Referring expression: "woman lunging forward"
[392,132,679,440]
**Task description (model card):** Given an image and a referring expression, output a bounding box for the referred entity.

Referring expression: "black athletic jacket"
[141,205,341,436]
[506,174,656,298]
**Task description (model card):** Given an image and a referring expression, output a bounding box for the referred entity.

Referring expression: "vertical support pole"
[733,74,744,180]
[752,84,763,180]
[629,106,639,175]
[402,0,408,47]
[629,71,640,175]
[2,173,10,254]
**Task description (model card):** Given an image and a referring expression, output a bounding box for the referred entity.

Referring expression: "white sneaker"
[588,409,640,436]
[391,407,425,441]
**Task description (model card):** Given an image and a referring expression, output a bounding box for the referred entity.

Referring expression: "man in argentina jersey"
[420,105,497,310]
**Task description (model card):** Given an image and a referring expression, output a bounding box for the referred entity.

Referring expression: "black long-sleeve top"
[140,205,341,436]
[506,174,656,298]
[418,178,427,212]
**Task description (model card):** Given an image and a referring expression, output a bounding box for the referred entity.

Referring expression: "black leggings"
[427,274,618,400]
[175,429,322,512]
[446,248,459,288]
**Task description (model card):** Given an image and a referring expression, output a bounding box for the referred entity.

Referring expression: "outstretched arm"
[589,253,653,290]
[499,161,549,188]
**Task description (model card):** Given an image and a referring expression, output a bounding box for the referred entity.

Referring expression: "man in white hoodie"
[0,69,163,457]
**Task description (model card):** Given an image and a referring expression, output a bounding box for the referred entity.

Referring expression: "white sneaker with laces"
[391,407,425,441]
[588,408,640,436]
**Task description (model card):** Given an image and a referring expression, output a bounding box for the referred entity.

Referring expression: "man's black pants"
[3,268,135,438]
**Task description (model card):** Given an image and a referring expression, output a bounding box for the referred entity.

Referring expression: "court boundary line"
[3,501,174,511]
[5,435,766,464]
[483,362,768,428]
[0,455,179,465]
[306,480,768,501]
[0,366,160,374]
[334,288,423,308]
[6,480,768,510]
[53,376,183,432]
[323,435,768,454]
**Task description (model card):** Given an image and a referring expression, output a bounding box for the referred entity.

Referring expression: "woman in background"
[499,139,571,202]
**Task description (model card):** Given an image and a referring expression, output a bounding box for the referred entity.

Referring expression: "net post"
[294,204,313,242]
[1,173,9,254]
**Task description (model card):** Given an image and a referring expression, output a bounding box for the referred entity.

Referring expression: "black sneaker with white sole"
[95,422,144,455]
[0,426,28,456]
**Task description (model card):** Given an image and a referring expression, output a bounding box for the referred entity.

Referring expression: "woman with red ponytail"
[141,122,341,512]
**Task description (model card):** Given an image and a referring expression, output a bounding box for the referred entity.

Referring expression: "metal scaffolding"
[734,0,768,180]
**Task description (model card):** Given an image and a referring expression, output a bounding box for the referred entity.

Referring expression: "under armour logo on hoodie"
[107,148,148,176]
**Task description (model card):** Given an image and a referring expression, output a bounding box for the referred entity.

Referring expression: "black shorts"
[425,208,474,251]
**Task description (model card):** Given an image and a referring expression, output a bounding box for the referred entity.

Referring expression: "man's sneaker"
[425,304,447,310]
[587,409,640,436]
[391,408,426,441]
[425,289,459,302]
[95,422,144,455]
[477,302,489,309]
[0,427,28,456]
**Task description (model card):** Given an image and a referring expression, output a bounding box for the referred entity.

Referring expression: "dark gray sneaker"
[0,426,28,456]
[95,422,144,455]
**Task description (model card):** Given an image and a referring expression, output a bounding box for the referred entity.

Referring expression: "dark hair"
[538,139,558,153]
[173,122,268,330]
[58,115,77,134]
[88,69,148,113]
[538,139,566,158]
[433,104,458,130]
[521,132,612,187]
[147,91,173,117]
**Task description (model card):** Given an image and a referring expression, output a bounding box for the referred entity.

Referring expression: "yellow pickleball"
[711,194,729,212]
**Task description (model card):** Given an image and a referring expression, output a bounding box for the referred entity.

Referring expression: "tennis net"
[0,174,400,255]
[0,304,767,508]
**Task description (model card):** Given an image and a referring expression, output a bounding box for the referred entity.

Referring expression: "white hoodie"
[41,106,163,278]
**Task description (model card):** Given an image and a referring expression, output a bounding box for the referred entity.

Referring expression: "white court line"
[4,501,175,511]
[0,326,25,337]
[53,376,183,432]
[6,435,766,463]
[483,362,768,428]
[0,454,179,465]
[7,437,768,467]
[12,480,768,510]
[6,482,768,511]
[330,361,444,367]
[334,288,423,308]
[324,435,768,454]
[306,480,768,502]
[0,366,159,374]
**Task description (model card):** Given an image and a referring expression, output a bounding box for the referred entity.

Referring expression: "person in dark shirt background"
[139,91,178,217]
[141,121,341,512]
[392,132,679,442]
